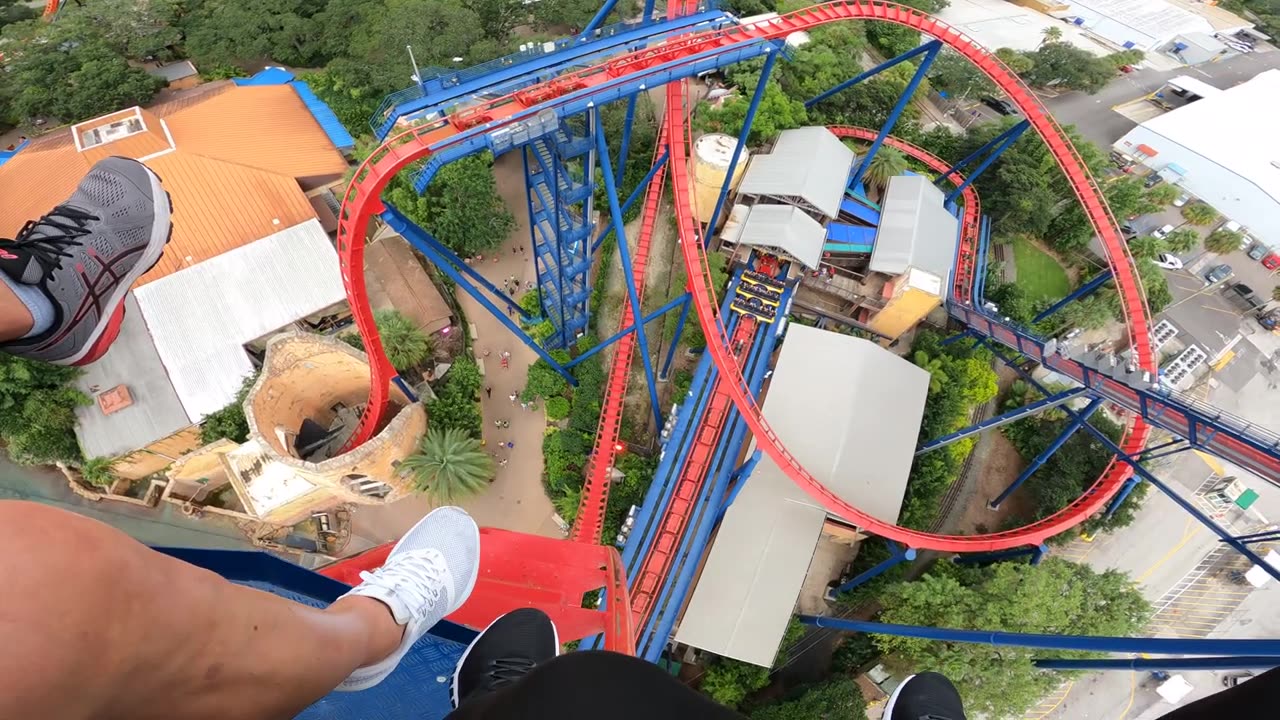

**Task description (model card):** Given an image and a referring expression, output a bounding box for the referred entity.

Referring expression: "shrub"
[545,396,570,420]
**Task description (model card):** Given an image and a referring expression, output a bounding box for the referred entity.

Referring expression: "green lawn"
[1010,237,1070,301]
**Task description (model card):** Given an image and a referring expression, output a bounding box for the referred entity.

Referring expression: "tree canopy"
[400,426,494,503]
[0,356,88,466]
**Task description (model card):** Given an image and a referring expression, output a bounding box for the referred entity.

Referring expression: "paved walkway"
[349,152,562,549]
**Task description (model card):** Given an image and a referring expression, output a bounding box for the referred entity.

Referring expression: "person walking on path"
[485,386,492,399]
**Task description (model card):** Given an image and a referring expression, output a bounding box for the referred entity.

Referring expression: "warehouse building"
[1054,0,1258,59]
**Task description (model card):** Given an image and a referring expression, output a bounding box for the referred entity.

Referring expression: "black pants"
[446,651,1278,718]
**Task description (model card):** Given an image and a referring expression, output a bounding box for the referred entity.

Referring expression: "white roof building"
[1113,69,1280,249]
[727,204,827,270]
[737,127,855,220]
[675,326,929,667]
[870,175,959,285]
[1059,0,1215,51]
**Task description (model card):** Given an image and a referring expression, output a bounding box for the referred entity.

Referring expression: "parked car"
[1224,283,1264,312]
[1154,253,1183,270]
[1172,193,1191,207]
[1247,243,1269,261]
[1222,219,1244,234]
[1203,263,1233,286]
[1121,222,1139,239]
[1223,672,1255,688]
[980,96,1018,115]
[1263,252,1280,270]
[1152,224,1175,240]
[1143,173,1165,189]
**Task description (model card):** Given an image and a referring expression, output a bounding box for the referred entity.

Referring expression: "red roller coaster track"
[334,2,1154,560]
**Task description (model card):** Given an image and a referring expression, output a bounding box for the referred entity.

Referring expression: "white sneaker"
[336,506,481,692]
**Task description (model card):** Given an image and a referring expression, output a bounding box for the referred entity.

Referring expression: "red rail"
[630,316,756,628]
[333,2,1157,557]
[571,125,672,544]
[43,0,58,17]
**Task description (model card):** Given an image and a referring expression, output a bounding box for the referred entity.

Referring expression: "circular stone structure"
[692,133,747,225]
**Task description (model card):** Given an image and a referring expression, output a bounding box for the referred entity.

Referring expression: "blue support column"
[848,41,942,191]
[717,449,762,521]
[1031,543,1049,565]
[660,295,692,380]
[975,215,992,304]
[917,387,1090,455]
[1035,657,1280,671]
[1104,476,1141,519]
[805,41,942,108]
[1223,529,1280,545]
[523,150,548,321]
[382,204,577,386]
[940,329,973,347]
[832,544,917,596]
[940,120,1029,204]
[591,151,669,254]
[1032,270,1114,324]
[582,0,620,35]
[989,397,1103,509]
[798,616,1280,656]
[565,293,690,370]
[1143,444,1194,462]
[615,93,639,187]
[705,47,780,238]
[595,110,663,430]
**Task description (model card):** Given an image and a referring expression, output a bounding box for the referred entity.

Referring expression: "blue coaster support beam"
[798,616,1280,656]
[1104,476,1142,519]
[717,449,762,522]
[805,41,942,109]
[595,108,663,430]
[1035,657,1280,671]
[615,93,640,187]
[382,204,576,386]
[988,397,1103,509]
[1222,529,1280,545]
[592,150,669,254]
[1032,270,1114,324]
[565,293,691,369]
[848,40,942,191]
[833,542,917,596]
[917,387,1090,455]
[940,120,1029,204]
[977,337,1280,584]
[660,294,692,380]
[705,46,780,238]
[583,0,621,36]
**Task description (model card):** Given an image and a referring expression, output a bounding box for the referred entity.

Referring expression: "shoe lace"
[8,206,99,275]
[483,657,537,690]
[358,551,448,619]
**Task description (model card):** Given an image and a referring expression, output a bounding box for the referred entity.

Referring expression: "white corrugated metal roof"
[675,326,929,667]
[1066,0,1213,46]
[735,204,826,270]
[1166,74,1223,98]
[1140,69,1280,205]
[869,175,958,283]
[134,219,346,422]
[738,127,855,219]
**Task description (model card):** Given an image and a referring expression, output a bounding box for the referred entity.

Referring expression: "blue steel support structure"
[592,151,669,254]
[832,542,917,595]
[988,397,1103,509]
[705,47,781,236]
[977,336,1280,583]
[583,0,621,35]
[1036,657,1280,671]
[848,40,942,191]
[916,387,1090,455]
[1032,270,1114,324]
[717,448,762,521]
[940,120,1029,204]
[1224,529,1280,545]
[381,204,577,385]
[595,109,663,430]
[660,295,692,380]
[804,41,943,109]
[565,293,691,370]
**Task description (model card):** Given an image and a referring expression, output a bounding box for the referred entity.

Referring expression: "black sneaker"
[0,157,171,365]
[884,672,967,719]
[451,607,559,709]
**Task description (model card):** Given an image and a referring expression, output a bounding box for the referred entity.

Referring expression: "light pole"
[407,45,422,88]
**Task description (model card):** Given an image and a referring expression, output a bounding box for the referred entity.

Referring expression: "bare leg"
[0,501,404,720]
[0,281,34,340]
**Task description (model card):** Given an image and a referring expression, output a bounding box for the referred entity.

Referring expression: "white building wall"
[1114,126,1280,249]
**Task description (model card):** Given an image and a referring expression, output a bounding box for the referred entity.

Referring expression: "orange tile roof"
[0,84,349,284]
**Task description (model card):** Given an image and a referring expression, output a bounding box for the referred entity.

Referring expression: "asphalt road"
[1043,51,1280,148]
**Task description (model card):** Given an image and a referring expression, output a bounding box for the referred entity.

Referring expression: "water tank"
[692,133,748,226]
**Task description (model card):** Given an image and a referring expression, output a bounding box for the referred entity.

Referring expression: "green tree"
[862,147,909,195]
[694,78,807,145]
[523,357,570,401]
[372,309,434,371]
[347,0,487,91]
[1039,25,1063,47]
[1162,227,1199,254]
[200,373,259,445]
[1205,228,1244,255]
[1020,42,1115,92]
[1181,202,1218,226]
[701,658,770,708]
[545,396,570,420]
[912,350,949,393]
[928,51,995,100]
[0,356,88,466]
[1128,235,1163,260]
[995,47,1035,75]
[427,357,484,437]
[386,153,515,257]
[0,0,36,30]
[1135,258,1173,312]
[304,58,397,135]
[751,678,867,720]
[1145,183,1179,206]
[79,457,119,489]
[469,0,525,41]
[182,0,330,69]
[399,426,494,503]
[1054,292,1115,330]
[877,560,1150,718]
[57,0,183,61]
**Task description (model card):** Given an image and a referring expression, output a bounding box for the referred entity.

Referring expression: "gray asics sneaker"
[337,506,481,692]
[0,157,171,366]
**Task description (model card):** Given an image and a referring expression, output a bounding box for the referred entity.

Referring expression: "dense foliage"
[200,373,259,445]
[426,357,484,438]
[878,559,1149,718]
[750,678,867,720]
[0,355,88,466]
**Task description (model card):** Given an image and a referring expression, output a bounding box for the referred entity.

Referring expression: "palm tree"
[553,485,581,524]
[1039,25,1063,47]
[1180,202,1217,227]
[912,350,948,393]
[374,309,434,371]
[399,427,494,504]
[1146,184,1179,206]
[79,457,118,489]
[1204,229,1243,255]
[862,147,908,196]
[1162,228,1199,254]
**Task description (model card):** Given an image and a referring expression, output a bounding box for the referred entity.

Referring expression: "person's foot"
[883,672,967,719]
[0,157,172,365]
[337,506,481,692]
[451,607,559,709]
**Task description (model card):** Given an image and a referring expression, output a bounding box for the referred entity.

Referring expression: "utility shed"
[869,175,958,282]
[675,325,929,667]
[731,204,827,270]
[737,127,855,219]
